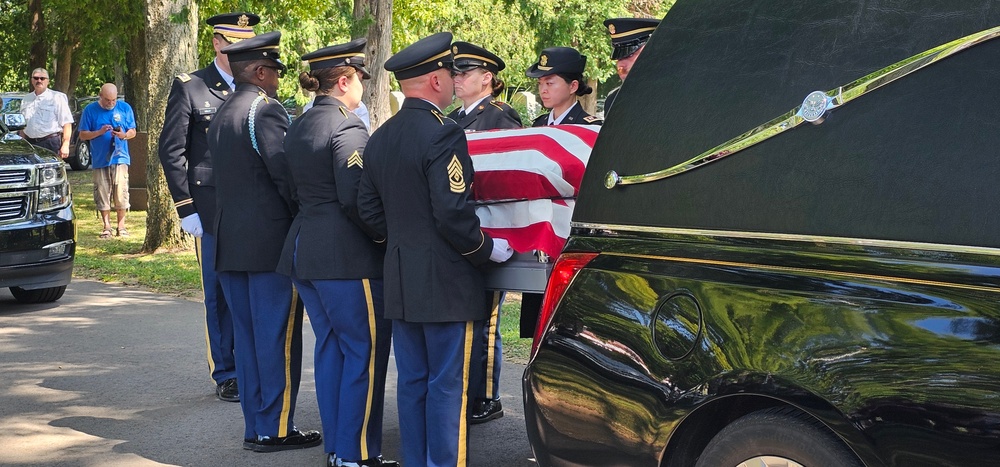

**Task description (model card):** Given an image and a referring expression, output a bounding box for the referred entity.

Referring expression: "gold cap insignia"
[347,150,364,169]
[540,54,548,66]
[608,24,616,34]
[452,46,458,54]
[237,14,250,27]
[448,154,465,193]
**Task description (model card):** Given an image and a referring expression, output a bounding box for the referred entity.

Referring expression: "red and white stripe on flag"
[468,125,600,256]
[467,124,600,202]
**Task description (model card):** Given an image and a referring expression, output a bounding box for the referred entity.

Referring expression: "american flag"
[467,125,600,256]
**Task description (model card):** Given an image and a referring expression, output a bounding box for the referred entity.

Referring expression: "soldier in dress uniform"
[207,31,321,453]
[277,38,398,467]
[526,47,603,127]
[602,17,660,114]
[357,32,514,467]
[444,41,520,426]
[446,42,522,131]
[158,11,259,404]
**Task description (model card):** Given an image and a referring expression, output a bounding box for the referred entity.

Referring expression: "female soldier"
[447,41,522,130]
[525,46,603,126]
[278,38,397,467]
[446,41,521,425]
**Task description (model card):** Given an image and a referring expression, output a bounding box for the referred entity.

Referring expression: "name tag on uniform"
[197,108,217,115]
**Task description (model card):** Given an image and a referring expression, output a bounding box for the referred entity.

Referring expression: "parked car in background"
[1,91,91,170]
[0,112,75,303]
[523,1,1000,466]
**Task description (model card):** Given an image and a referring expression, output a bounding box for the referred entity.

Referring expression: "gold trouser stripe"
[485,292,501,399]
[458,321,473,467]
[195,237,216,380]
[606,252,1000,294]
[279,287,300,437]
[360,279,378,460]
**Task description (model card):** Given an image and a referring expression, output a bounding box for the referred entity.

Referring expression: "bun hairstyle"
[490,75,506,98]
[298,66,358,95]
[556,72,593,96]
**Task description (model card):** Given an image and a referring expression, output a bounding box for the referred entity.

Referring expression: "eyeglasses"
[31,76,48,81]
[257,65,286,78]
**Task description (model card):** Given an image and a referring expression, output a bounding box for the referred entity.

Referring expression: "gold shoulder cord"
[605,25,1000,189]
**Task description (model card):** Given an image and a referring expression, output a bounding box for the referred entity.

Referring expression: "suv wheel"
[9,286,67,303]
[695,407,861,467]
[68,141,91,170]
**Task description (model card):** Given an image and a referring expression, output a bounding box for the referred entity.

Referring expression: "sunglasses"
[257,65,286,78]
[32,76,48,81]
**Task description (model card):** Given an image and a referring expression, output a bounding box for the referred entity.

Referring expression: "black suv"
[0,112,76,303]
[523,1,1000,466]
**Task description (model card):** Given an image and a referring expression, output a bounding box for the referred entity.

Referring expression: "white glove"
[489,238,514,263]
[181,213,204,238]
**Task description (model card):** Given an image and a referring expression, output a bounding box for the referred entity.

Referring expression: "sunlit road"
[0,279,534,466]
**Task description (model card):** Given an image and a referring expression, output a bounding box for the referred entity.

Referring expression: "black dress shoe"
[326,452,338,467]
[470,398,504,424]
[252,428,322,452]
[216,378,239,402]
[338,456,401,467]
[242,437,256,450]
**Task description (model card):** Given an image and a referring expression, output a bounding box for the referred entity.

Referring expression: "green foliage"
[0,0,30,91]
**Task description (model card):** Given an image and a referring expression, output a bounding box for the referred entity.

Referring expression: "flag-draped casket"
[468,125,600,260]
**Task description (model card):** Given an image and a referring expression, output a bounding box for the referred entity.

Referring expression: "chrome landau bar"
[605,25,1000,189]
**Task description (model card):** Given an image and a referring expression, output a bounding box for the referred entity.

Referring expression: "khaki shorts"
[93,164,130,211]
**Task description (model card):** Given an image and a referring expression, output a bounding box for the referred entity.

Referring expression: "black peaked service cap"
[221,30,284,72]
[451,42,505,74]
[302,38,370,79]
[525,47,586,78]
[384,32,454,80]
[604,17,661,60]
[207,12,260,42]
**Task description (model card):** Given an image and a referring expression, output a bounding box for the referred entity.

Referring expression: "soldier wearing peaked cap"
[207,30,321,453]
[357,31,514,467]
[526,46,603,127]
[603,17,660,114]
[157,11,262,405]
[447,42,522,131]
[444,41,521,428]
[277,38,398,467]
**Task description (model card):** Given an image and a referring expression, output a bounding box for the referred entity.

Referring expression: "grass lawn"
[68,169,533,364]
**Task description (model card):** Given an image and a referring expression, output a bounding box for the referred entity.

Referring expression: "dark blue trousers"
[195,234,236,385]
[394,320,474,467]
[469,291,504,404]
[293,277,392,461]
[218,270,304,440]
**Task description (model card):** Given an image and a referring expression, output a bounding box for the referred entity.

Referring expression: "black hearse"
[0,113,75,303]
[523,1,1000,466]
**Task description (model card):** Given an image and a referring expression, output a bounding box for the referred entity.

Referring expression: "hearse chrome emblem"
[798,90,831,123]
[605,24,1000,189]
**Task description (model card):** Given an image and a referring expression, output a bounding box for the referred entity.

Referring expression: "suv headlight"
[37,163,71,212]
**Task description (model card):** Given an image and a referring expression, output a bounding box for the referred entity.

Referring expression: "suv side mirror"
[2,113,26,132]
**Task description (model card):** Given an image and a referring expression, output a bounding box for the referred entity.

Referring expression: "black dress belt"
[26,132,62,144]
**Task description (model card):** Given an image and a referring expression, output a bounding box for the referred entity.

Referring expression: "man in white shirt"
[19,68,74,159]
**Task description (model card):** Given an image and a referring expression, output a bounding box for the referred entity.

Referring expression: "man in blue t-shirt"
[79,83,137,238]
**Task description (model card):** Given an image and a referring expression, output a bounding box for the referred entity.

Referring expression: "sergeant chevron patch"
[448,154,465,193]
[347,151,363,169]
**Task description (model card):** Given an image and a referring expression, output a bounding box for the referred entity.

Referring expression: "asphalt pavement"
[0,279,535,466]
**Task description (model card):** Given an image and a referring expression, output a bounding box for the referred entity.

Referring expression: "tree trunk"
[582,78,598,115]
[28,0,46,79]
[53,38,75,94]
[355,0,393,130]
[68,60,82,101]
[136,0,198,252]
